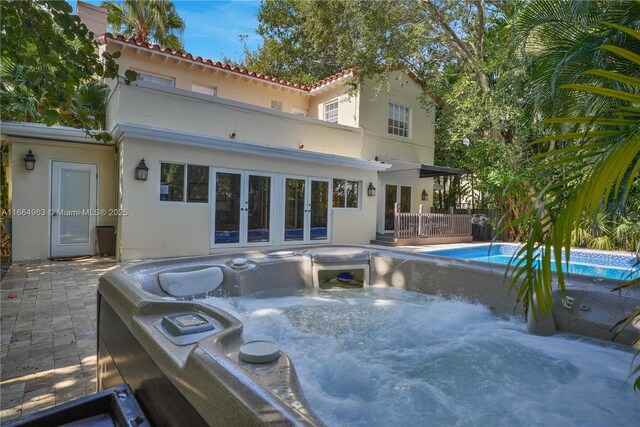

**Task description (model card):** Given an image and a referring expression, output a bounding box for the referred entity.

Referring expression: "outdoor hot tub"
[97,245,640,426]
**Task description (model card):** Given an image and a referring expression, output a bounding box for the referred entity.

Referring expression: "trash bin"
[2,384,150,427]
[471,215,494,241]
[96,225,116,256]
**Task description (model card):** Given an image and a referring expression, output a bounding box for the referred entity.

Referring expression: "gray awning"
[376,158,465,178]
[419,164,465,178]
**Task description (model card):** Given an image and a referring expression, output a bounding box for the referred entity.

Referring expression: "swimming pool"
[425,244,640,281]
[204,287,640,426]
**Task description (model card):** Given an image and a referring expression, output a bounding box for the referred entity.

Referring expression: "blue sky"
[71,1,262,61]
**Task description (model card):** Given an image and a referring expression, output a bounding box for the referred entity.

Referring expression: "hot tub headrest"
[158,266,224,297]
[306,248,370,264]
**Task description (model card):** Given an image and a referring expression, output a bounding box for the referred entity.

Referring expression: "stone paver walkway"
[0,257,119,422]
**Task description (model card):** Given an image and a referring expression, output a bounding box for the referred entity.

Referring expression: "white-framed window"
[186,165,210,203]
[332,179,359,208]
[160,162,209,203]
[271,100,283,111]
[323,100,339,123]
[388,101,411,137]
[192,83,217,96]
[137,72,175,87]
[292,107,308,116]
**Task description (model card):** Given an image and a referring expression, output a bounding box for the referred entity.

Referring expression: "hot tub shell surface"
[96,245,640,426]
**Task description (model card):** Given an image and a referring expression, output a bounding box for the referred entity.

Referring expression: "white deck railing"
[393,203,473,239]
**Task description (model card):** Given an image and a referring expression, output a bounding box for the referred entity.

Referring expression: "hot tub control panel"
[155,312,218,346]
[163,313,214,335]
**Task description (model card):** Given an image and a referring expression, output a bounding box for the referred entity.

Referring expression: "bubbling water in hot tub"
[204,287,639,426]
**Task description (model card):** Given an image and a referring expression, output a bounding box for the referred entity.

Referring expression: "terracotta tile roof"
[97,33,314,90]
[96,33,443,106]
[308,68,355,90]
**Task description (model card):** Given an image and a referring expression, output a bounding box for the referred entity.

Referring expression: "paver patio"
[0,257,119,422]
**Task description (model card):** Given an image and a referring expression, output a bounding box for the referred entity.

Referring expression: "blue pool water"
[214,227,327,244]
[425,244,639,281]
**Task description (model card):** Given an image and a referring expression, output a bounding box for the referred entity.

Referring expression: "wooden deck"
[370,234,473,246]
[371,204,474,246]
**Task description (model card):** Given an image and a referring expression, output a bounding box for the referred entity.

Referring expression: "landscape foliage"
[0,0,121,138]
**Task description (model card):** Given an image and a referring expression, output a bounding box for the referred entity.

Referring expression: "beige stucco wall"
[4,141,12,211]
[357,71,437,215]
[7,138,116,261]
[118,137,378,260]
[360,71,435,165]
[77,1,107,37]
[104,44,312,115]
[103,45,435,164]
[308,85,359,127]
[99,51,438,250]
[107,82,365,159]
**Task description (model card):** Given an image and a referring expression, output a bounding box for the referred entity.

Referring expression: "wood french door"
[384,184,411,231]
[212,169,273,247]
[50,161,97,257]
[283,176,330,243]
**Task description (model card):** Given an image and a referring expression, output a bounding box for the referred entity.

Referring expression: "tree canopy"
[0,0,121,140]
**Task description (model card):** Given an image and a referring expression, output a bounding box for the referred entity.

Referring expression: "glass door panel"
[59,170,91,244]
[310,180,329,241]
[214,172,242,244]
[400,186,411,212]
[285,178,306,241]
[247,175,271,243]
[385,185,398,231]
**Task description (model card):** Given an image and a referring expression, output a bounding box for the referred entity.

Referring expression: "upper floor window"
[324,100,339,123]
[192,84,217,96]
[137,72,175,87]
[388,101,410,137]
[271,100,283,111]
[332,179,359,208]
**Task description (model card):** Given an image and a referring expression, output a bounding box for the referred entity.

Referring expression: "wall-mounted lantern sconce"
[24,150,36,171]
[421,189,429,201]
[367,182,376,197]
[135,159,149,181]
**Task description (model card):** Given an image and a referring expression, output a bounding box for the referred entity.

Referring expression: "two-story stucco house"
[1,2,463,262]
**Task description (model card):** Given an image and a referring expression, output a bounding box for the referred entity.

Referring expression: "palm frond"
[584,70,640,88]
[538,116,636,125]
[559,83,640,103]
[598,45,640,66]
[100,0,185,49]
[508,19,640,394]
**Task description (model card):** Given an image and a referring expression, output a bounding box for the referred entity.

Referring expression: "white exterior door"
[283,176,330,243]
[51,162,97,257]
[211,169,274,247]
